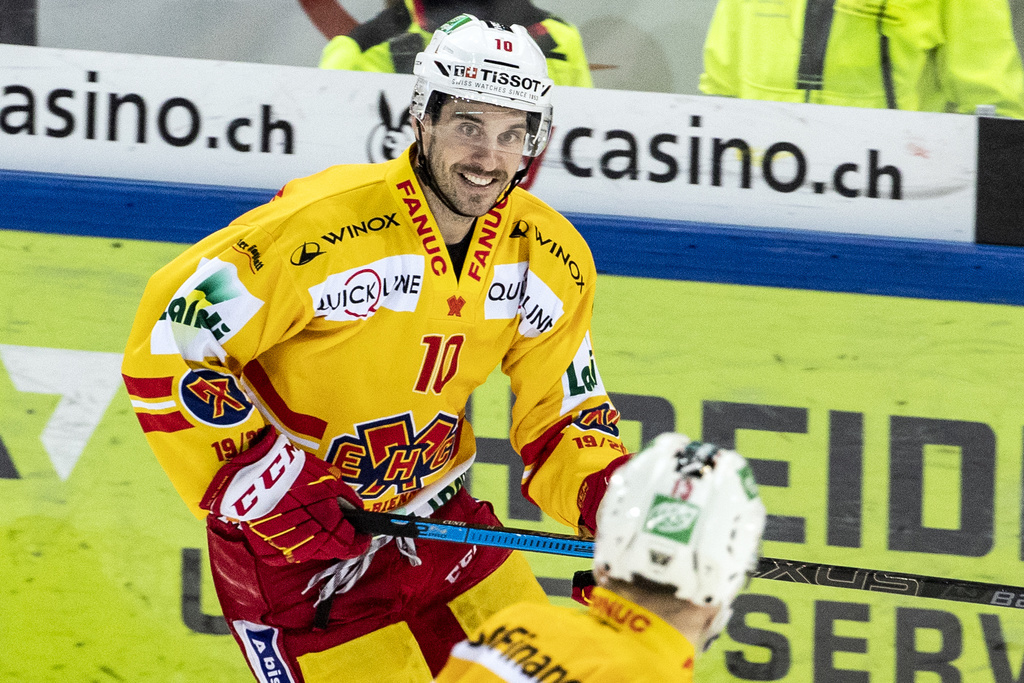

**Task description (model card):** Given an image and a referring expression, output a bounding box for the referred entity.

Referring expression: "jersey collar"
[588,586,697,674]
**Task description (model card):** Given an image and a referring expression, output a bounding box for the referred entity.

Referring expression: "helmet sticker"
[738,463,760,500]
[644,494,701,544]
[439,14,473,34]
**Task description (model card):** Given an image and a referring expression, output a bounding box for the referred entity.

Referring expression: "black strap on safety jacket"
[796,0,898,108]
[796,0,836,98]
[877,0,898,108]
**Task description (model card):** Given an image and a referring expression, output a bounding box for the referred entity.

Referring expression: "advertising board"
[1,44,980,242]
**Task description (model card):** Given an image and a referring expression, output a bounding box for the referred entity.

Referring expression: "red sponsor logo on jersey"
[590,592,652,633]
[466,197,506,282]
[325,412,459,500]
[396,179,448,276]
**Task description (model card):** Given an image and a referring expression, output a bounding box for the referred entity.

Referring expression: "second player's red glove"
[576,453,631,538]
[200,427,370,565]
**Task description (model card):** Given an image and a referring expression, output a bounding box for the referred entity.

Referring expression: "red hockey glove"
[576,453,631,538]
[571,570,598,606]
[200,428,370,565]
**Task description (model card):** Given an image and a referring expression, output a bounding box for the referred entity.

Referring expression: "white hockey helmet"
[411,13,554,157]
[594,433,766,636]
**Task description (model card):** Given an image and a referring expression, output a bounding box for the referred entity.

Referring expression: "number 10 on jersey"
[415,334,465,394]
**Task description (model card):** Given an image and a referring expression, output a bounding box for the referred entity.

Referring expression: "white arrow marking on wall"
[0,344,124,480]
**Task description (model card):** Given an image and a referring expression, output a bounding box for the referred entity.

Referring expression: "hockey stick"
[345,509,1024,610]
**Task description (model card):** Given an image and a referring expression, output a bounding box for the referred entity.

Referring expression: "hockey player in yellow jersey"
[436,434,767,682]
[121,13,630,683]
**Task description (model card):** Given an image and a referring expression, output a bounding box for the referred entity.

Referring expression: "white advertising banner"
[0,44,977,242]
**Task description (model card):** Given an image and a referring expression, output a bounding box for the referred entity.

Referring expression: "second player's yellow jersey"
[436,587,697,682]
[121,145,625,528]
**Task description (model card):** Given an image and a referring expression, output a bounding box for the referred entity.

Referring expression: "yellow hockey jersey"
[436,587,697,682]
[121,145,626,528]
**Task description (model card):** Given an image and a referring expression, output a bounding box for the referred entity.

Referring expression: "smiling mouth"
[461,171,497,187]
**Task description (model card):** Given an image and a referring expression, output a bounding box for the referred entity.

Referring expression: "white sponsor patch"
[561,331,606,414]
[149,317,177,355]
[232,620,297,683]
[309,254,424,321]
[517,268,564,338]
[159,257,264,362]
[485,261,529,320]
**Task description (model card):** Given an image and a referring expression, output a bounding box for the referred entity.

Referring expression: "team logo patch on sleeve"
[572,402,620,436]
[561,331,606,414]
[232,621,296,683]
[179,369,253,427]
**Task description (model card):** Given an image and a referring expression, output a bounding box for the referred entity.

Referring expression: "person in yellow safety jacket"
[320,0,592,87]
[436,434,768,682]
[700,0,1024,118]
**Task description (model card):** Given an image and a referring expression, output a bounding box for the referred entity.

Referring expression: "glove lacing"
[302,534,422,613]
[300,464,472,621]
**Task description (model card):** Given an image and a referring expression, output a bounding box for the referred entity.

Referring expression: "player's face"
[423,99,528,216]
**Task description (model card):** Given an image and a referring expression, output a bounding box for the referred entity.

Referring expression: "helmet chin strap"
[413,118,535,221]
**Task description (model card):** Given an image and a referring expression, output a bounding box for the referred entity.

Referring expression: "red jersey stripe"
[123,374,175,399]
[137,411,194,433]
[243,359,328,440]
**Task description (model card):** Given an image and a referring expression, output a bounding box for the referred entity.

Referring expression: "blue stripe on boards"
[571,213,1024,307]
[0,169,273,244]
[3,168,1024,306]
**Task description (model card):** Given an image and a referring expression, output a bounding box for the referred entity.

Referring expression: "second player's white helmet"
[411,13,554,157]
[594,433,766,641]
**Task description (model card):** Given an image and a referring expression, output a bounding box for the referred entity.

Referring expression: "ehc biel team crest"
[326,411,459,500]
[180,369,253,426]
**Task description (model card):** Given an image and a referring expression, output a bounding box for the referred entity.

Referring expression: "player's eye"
[497,129,525,148]
[456,122,482,138]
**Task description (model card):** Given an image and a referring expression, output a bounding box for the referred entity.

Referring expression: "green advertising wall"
[4,226,1024,681]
